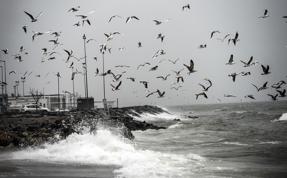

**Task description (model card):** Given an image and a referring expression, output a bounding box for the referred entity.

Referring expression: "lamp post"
[56,72,60,111]
[83,34,88,98]
[71,68,75,108]
[0,60,7,95]
[21,76,25,96]
[0,66,3,95]
[100,44,109,113]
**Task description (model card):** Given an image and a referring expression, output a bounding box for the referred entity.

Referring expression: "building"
[7,94,75,112]
[0,94,8,113]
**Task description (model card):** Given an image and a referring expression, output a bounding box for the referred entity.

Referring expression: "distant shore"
[0,105,167,149]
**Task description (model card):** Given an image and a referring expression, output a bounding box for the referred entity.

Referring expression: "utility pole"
[21,76,25,96]
[57,72,60,112]
[0,66,3,95]
[72,68,75,108]
[0,60,7,95]
[83,34,88,98]
[15,81,19,96]
[100,44,109,114]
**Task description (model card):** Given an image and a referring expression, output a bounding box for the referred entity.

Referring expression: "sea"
[0,101,287,178]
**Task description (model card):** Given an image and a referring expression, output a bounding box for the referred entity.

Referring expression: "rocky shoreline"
[0,105,167,149]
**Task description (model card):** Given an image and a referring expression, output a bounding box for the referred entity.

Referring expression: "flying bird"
[1,49,8,54]
[240,56,254,67]
[226,54,235,65]
[137,62,150,70]
[9,71,16,75]
[199,79,212,91]
[168,58,179,64]
[232,32,239,45]
[228,73,238,82]
[195,92,208,100]
[111,81,122,91]
[259,9,269,18]
[245,95,255,100]
[156,74,170,81]
[108,15,122,22]
[68,6,80,12]
[140,81,148,88]
[182,4,191,11]
[126,16,140,23]
[22,25,27,33]
[276,89,286,97]
[138,42,142,48]
[261,64,270,75]
[267,94,278,101]
[127,77,135,82]
[24,11,43,22]
[183,59,196,74]
[156,89,166,98]
[176,76,184,83]
[240,71,251,76]
[149,65,158,71]
[210,30,220,39]
[252,82,268,92]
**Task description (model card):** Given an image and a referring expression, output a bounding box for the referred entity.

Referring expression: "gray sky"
[0,0,287,106]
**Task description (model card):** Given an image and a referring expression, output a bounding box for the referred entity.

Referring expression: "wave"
[130,111,179,122]
[9,127,204,178]
[168,122,184,129]
[222,142,249,146]
[278,113,287,121]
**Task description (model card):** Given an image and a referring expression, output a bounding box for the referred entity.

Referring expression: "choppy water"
[1,101,287,178]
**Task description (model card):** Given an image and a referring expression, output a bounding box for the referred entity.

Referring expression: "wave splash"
[10,127,203,178]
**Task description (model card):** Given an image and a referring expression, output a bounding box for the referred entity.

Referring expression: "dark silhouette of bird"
[24,11,43,22]
[1,49,8,54]
[156,74,170,81]
[64,49,74,63]
[111,73,123,81]
[240,71,251,76]
[108,15,122,22]
[127,77,135,82]
[140,81,148,88]
[138,42,142,48]
[245,95,255,100]
[261,64,270,75]
[149,65,158,71]
[232,32,239,45]
[176,76,184,83]
[157,33,165,42]
[68,6,80,12]
[22,25,27,34]
[195,92,208,100]
[156,89,166,98]
[276,89,286,97]
[199,79,212,91]
[173,69,184,76]
[32,31,50,41]
[199,44,207,48]
[153,20,163,25]
[252,82,268,92]
[267,94,278,101]
[240,56,254,67]
[271,80,286,89]
[9,71,16,75]
[183,59,196,74]
[210,30,220,39]
[111,81,122,91]
[51,31,61,37]
[74,22,81,26]
[228,73,238,82]
[146,91,157,98]
[126,16,140,23]
[259,9,269,18]
[224,94,236,97]
[226,54,235,65]
[182,4,190,11]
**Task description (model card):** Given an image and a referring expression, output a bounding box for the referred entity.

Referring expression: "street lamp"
[0,60,7,95]
[56,72,60,111]
[0,66,3,95]
[83,34,88,98]
[21,76,26,96]
[100,44,108,113]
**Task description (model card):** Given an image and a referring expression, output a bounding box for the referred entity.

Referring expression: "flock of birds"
[1,4,287,103]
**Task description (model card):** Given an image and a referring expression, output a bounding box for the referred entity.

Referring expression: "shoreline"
[0,105,167,149]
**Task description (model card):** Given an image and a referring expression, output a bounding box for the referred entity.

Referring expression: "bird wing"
[24,11,35,21]
[251,83,259,91]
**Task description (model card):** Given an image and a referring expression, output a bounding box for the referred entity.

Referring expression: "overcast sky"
[0,0,287,106]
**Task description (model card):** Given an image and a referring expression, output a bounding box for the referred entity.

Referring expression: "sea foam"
[10,127,203,178]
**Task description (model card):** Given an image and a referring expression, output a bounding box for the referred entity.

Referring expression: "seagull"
[271,80,286,89]
[111,81,122,91]
[157,33,165,42]
[176,76,184,83]
[73,22,81,26]
[182,4,191,11]
[199,79,212,91]
[1,49,8,54]
[245,95,255,100]
[210,30,220,39]
[149,65,158,71]
[168,58,179,64]
[140,81,148,88]
[32,31,50,41]
[108,15,122,22]
[172,69,184,76]
[199,44,207,48]
[259,9,269,18]
[224,94,236,97]
[22,25,27,34]
[156,89,165,98]
[240,56,254,67]
[228,73,238,82]
[153,20,163,25]
[137,62,151,70]
[126,16,140,23]
[146,91,157,98]
[156,74,170,81]
[68,6,80,12]
[217,34,230,42]
[240,71,251,76]
[267,94,278,101]
[24,11,43,22]
[51,31,61,37]
[138,42,142,48]
[171,86,182,90]
[195,92,208,100]
[152,49,166,59]
[104,32,121,41]
[183,59,196,74]
[111,73,123,81]
[9,71,16,75]
[127,77,135,82]
[252,82,268,92]
[232,32,239,45]
[226,54,235,65]
[261,64,270,75]
[276,89,286,97]
[64,49,74,63]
